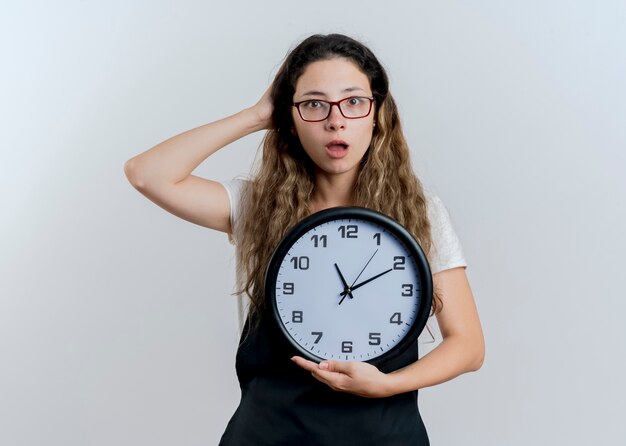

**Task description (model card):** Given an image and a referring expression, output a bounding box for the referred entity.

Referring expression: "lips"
[325,139,349,159]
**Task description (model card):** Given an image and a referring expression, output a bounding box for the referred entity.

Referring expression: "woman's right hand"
[250,87,274,131]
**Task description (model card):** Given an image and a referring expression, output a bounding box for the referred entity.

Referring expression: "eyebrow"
[299,87,368,98]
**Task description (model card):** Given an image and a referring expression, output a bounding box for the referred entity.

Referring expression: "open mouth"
[326,140,349,152]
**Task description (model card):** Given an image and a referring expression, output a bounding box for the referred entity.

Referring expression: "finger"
[318,360,354,375]
[291,356,321,372]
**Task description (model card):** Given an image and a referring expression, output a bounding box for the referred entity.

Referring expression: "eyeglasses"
[293,96,375,122]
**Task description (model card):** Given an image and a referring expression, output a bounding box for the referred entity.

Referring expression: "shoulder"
[424,192,452,233]
[423,190,467,274]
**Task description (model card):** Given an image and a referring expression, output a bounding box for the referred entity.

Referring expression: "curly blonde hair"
[235,34,440,322]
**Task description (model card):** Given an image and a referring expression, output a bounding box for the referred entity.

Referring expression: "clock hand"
[340,268,393,296]
[349,249,379,289]
[338,293,349,306]
[334,263,355,304]
[338,249,379,305]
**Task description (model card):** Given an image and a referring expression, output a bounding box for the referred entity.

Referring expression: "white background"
[2,1,625,444]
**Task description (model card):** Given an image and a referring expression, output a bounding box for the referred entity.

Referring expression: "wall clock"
[265,207,432,368]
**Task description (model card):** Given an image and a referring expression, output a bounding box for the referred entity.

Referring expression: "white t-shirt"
[221,177,467,331]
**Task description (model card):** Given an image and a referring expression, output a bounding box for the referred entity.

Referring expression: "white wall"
[2,1,625,444]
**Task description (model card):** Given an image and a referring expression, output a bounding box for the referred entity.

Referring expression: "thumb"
[319,360,352,374]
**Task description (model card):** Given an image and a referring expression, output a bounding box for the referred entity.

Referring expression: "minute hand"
[340,268,393,296]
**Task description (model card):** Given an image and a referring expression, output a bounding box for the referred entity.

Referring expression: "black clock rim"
[264,206,433,368]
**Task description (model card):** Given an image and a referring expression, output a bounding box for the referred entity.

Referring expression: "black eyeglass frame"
[292,96,375,122]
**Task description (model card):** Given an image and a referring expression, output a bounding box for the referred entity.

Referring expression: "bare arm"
[124,90,273,233]
[385,267,485,391]
[292,267,485,397]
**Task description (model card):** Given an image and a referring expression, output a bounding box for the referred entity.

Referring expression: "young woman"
[125,34,484,445]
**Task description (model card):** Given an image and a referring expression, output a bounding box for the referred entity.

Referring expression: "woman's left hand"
[291,356,394,398]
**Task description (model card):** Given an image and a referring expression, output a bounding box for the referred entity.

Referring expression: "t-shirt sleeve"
[220,177,251,334]
[426,194,467,274]
[220,177,248,244]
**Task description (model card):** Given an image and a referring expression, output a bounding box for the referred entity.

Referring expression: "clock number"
[311,331,323,344]
[290,256,310,270]
[373,233,381,246]
[341,341,353,353]
[368,332,381,345]
[292,311,303,323]
[311,234,327,248]
[393,256,406,270]
[338,225,358,239]
[390,312,403,325]
[283,282,294,295]
[401,284,413,297]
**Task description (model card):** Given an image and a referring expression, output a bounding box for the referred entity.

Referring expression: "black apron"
[219,312,430,445]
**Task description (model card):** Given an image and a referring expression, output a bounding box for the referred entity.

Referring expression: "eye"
[348,97,363,105]
[303,100,323,109]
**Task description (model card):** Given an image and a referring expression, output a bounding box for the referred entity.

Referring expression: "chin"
[320,165,359,177]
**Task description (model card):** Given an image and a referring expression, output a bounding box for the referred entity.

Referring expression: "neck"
[310,171,358,213]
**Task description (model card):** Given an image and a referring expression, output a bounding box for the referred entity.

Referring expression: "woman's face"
[291,58,375,181]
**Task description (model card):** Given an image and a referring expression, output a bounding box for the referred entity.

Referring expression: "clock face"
[266,207,432,366]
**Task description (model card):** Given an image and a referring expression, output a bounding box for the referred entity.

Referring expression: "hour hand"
[334,263,354,304]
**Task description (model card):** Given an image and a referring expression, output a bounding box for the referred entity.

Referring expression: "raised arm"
[124,89,273,233]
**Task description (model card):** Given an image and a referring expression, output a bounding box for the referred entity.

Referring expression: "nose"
[325,104,345,131]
